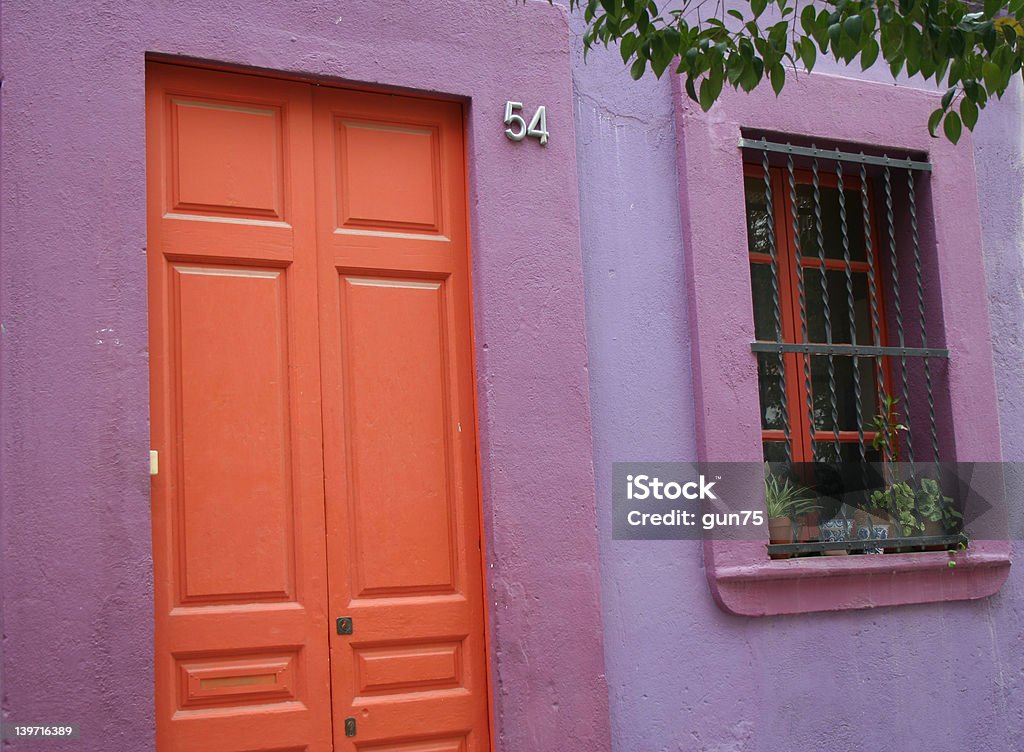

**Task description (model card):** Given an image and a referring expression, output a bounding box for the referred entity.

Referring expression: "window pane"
[757,353,786,430]
[809,355,879,433]
[762,441,789,463]
[744,176,772,255]
[804,269,872,345]
[813,441,882,464]
[794,183,867,262]
[750,263,780,341]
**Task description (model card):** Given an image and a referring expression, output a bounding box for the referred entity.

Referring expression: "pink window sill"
[705,539,1011,616]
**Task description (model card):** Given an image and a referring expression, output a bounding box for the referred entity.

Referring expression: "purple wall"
[0,2,610,751]
[567,12,1024,752]
[3,2,1024,751]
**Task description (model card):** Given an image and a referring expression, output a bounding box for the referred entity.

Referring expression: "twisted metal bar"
[837,162,866,464]
[906,169,940,469]
[884,165,914,469]
[861,162,887,462]
[763,148,791,466]
[813,157,842,460]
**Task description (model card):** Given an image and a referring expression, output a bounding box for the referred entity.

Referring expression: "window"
[744,160,887,468]
[676,76,1009,616]
[740,141,968,559]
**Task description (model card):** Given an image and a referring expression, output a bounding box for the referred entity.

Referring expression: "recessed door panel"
[339,275,456,597]
[174,265,294,604]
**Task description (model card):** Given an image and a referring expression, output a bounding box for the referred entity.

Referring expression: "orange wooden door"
[146,63,333,752]
[312,88,491,752]
[148,62,490,752]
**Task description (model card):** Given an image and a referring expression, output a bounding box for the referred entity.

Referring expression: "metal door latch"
[336,616,353,635]
[344,717,356,737]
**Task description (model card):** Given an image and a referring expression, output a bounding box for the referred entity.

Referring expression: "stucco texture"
[0,2,609,751]
[566,10,1024,752]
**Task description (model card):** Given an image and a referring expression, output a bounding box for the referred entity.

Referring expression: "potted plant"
[764,466,819,560]
[869,480,922,550]
[916,478,962,551]
[863,396,913,552]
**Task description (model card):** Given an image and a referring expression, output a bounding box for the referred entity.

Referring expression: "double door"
[147,62,491,752]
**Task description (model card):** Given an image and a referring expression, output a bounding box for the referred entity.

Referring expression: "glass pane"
[794,183,867,262]
[804,270,872,345]
[757,353,786,430]
[744,176,773,255]
[762,441,789,463]
[813,441,882,464]
[809,356,879,433]
[750,263,780,341]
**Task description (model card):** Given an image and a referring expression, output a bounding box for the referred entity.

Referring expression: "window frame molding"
[672,72,1011,616]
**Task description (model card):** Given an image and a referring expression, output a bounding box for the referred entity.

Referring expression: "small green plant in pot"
[869,481,923,538]
[764,466,819,560]
[864,396,913,550]
[916,478,963,551]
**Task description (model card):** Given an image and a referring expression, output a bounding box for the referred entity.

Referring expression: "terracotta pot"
[922,519,947,552]
[798,511,821,544]
[768,516,794,560]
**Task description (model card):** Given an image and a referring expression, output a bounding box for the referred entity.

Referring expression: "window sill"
[705,539,1011,616]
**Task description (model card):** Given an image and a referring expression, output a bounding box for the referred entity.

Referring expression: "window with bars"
[741,138,963,558]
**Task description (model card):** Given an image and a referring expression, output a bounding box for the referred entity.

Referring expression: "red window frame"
[744,162,894,465]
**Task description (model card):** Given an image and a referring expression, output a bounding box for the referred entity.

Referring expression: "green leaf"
[699,78,716,111]
[828,22,842,50]
[861,37,880,69]
[751,0,768,17]
[799,37,817,70]
[944,110,963,143]
[770,63,785,94]
[942,87,956,109]
[740,63,760,91]
[961,95,979,129]
[685,75,699,103]
[983,59,1002,92]
[620,33,637,63]
[928,107,944,136]
[844,14,864,43]
[801,4,817,34]
[630,56,646,79]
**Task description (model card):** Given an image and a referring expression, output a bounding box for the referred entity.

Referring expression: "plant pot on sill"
[820,516,852,556]
[922,519,947,552]
[768,516,794,560]
[798,511,821,543]
[854,509,891,554]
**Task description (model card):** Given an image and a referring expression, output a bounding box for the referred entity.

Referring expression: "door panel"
[147,63,332,752]
[313,89,490,751]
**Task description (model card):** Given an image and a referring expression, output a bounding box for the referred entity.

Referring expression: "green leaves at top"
[560,0,1024,142]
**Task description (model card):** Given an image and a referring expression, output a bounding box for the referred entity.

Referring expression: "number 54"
[504,101,549,146]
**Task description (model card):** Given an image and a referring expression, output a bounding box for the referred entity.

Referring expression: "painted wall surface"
[0,3,610,751]
[565,9,1024,752]
[3,2,1024,752]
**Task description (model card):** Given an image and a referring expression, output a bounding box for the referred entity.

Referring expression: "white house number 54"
[504,101,548,146]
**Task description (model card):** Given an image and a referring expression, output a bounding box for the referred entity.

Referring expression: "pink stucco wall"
[0,3,610,751]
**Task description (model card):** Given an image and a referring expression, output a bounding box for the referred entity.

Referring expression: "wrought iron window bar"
[740,136,962,558]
